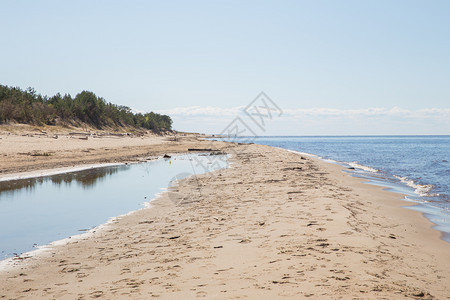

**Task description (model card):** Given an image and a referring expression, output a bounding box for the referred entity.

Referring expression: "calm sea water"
[0,154,228,260]
[217,136,450,241]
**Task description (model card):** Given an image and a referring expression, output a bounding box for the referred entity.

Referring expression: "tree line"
[0,85,172,131]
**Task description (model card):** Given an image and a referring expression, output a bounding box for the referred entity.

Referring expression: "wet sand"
[0,131,449,299]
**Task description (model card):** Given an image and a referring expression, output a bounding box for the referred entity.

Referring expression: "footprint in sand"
[90,290,104,298]
[196,290,207,297]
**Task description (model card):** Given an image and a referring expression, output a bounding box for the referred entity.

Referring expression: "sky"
[1,0,449,135]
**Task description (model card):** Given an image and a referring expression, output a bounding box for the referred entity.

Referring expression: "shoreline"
[0,138,449,298]
[286,147,445,237]
[274,146,450,243]
[3,142,444,247]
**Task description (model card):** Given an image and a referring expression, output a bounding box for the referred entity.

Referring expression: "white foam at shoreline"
[287,149,372,169]
[262,142,449,243]
[285,149,317,157]
[348,161,379,173]
[394,175,438,197]
[286,148,436,198]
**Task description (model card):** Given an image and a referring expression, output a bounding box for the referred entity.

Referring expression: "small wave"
[394,175,439,197]
[347,162,379,173]
[285,149,317,158]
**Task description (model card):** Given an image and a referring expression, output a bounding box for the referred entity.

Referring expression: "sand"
[0,129,449,299]
[0,126,227,177]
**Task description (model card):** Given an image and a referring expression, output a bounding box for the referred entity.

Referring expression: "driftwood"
[188,148,217,152]
[108,133,127,137]
[69,132,90,136]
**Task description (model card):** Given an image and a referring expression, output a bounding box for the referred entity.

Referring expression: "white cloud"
[157,105,450,135]
[156,106,245,117]
[157,106,450,119]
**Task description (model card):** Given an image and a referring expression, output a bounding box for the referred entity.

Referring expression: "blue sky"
[1,0,449,134]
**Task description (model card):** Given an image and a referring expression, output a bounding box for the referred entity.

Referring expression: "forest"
[0,85,172,131]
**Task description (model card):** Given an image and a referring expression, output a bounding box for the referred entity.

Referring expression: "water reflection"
[0,167,125,197]
[50,167,125,189]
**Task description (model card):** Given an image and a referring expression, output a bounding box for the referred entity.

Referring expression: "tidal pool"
[0,154,228,260]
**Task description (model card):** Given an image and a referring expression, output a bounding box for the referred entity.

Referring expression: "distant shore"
[0,128,449,299]
[0,125,217,177]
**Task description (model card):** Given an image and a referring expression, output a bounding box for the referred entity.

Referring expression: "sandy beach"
[0,130,449,299]
[0,126,226,177]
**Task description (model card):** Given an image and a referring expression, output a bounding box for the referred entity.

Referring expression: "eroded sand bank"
[0,136,449,299]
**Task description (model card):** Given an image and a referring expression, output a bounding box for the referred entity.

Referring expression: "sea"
[216,135,450,242]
